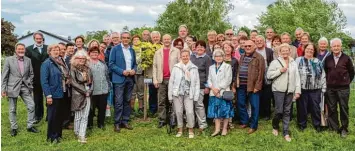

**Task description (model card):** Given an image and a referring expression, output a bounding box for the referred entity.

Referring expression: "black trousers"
[297,89,321,129]
[149,84,158,114]
[326,88,350,132]
[89,94,108,127]
[47,98,65,140]
[33,84,44,121]
[259,85,273,118]
[62,91,73,127]
[202,93,213,124]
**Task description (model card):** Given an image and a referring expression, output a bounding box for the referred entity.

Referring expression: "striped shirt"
[239,56,253,85]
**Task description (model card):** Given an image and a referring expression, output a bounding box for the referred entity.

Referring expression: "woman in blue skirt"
[207,49,233,136]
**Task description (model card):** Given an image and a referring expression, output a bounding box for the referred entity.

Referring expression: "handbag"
[267,59,284,81]
[222,91,234,101]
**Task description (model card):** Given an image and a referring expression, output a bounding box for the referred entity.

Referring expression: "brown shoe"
[114,125,120,133]
[248,128,256,134]
[121,123,133,130]
[239,124,247,129]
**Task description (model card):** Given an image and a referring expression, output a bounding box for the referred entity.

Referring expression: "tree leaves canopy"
[1,18,18,56]
[256,0,352,48]
[155,0,233,40]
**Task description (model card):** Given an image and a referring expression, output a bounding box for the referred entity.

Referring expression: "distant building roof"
[18,30,73,44]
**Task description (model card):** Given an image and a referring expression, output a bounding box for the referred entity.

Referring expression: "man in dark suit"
[25,32,49,123]
[109,31,136,133]
[2,43,39,136]
[255,35,274,120]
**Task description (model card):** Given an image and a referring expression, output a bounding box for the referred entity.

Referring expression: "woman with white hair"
[317,37,330,63]
[168,49,200,138]
[207,49,233,136]
[70,50,93,144]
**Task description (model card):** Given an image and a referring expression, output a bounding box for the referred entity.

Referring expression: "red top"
[297,45,304,57]
[98,52,105,62]
[163,48,170,78]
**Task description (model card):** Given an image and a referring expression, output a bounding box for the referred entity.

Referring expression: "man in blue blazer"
[109,31,137,133]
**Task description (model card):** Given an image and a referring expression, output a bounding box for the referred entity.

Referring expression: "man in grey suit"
[2,43,39,136]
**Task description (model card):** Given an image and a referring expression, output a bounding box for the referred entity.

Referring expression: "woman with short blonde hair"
[87,39,100,49]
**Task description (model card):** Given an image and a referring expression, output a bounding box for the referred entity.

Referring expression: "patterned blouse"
[296,57,326,90]
[89,61,110,95]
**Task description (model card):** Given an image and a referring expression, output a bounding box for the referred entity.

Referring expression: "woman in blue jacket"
[41,44,69,143]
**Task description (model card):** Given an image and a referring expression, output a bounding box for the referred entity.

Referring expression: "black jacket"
[25,44,49,85]
[324,53,355,89]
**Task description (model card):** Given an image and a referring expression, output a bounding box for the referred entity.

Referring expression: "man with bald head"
[324,38,354,138]
[225,29,234,41]
[236,40,265,134]
[153,34,180,128]
[142,30,151,42]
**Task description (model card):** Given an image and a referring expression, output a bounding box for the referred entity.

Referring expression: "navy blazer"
[40,58,64,99]
[109,44,137,84]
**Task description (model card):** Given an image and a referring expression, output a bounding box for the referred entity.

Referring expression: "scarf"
[51,57,69,79]
[74,64,91,84]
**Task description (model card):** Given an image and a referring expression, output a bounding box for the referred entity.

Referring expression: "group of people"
[1,25,354,144]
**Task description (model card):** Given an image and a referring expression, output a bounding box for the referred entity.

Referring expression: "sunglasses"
[226,33,233,36]
[244,45,252,48]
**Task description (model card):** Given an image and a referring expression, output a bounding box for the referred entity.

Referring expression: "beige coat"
[153,46,180,84]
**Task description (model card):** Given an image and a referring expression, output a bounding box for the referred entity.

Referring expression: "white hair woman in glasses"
[207,49,233,137]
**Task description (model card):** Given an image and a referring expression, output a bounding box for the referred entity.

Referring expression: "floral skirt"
[207,96,234,119]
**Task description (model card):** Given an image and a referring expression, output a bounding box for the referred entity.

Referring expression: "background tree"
[85,30,109,44]
[156,0,233,40]
[130,25,155,37]
[256,0,352,48]
[236,25,251,36]
[1,18,18,56]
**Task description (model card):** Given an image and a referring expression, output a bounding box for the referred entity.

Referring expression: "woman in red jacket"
[297,32,311,56]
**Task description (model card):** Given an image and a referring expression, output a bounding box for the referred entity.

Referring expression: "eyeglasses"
[244,45,252,48]
[122,37,130,39]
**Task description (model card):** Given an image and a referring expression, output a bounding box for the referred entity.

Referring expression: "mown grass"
[1,91,355,151]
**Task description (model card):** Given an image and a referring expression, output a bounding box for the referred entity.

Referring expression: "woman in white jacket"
[207,49,233,136]
[168,49,200,138]
[267,43,301,142]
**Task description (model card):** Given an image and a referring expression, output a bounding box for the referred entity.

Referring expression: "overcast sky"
[2,0,355,39]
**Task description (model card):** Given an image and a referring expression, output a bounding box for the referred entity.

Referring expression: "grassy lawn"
[1,91,355,151]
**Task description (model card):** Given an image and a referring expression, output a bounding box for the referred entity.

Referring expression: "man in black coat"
[25,32,49,123]
[255,35,274,120]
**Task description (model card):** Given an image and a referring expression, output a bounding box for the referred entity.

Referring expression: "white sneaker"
[188,133,194,139]
[272,129,279,136]
[284,135,292,142]
[176,132,182,137]
[78,137,87,144]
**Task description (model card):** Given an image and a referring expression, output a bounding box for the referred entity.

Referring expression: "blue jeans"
[113,77,134,125]
[237,85,260,129]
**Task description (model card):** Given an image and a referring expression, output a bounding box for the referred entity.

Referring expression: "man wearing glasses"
[235,40,265,134]
[224,29,234,41]
[109,32,137,133]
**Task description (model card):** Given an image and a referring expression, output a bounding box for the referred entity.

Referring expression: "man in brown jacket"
[153,34,180,128]
[236,40,265,134]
